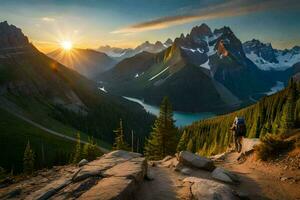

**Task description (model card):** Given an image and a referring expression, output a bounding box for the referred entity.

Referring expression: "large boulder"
[103,157,147,182]
[241,138,260,154]
[78,159,88,167]
[212,167,239,184]
[179,151,215,171]
[183,177,240,200]
[72,150,141,182]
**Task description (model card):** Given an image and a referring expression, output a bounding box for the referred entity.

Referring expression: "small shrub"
[0,167,5,180]
[255,133,294,161]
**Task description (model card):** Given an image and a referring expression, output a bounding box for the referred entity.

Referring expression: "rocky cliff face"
[0,150,147,200]
[0,21,29,48]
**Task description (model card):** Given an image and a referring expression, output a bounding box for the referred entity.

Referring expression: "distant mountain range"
[243,39,300,71]
[98,39,173,60]
[98,23,300,112]
[47,48,116,79]
[47,39,173,80]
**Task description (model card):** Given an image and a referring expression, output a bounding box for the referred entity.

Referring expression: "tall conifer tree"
[23,141,35,174]
[281,78,297,133]
[113,119,130,150]
[72,133,82,164]
[144,97,178,160]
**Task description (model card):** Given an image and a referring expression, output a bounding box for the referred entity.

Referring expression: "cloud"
[112,0,299,34]
[41,17,55,22]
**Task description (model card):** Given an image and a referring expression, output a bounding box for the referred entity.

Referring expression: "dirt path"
[0,99,109,153]
[134,165,192,200]
[220,152,300,200]
[136,151,300,200]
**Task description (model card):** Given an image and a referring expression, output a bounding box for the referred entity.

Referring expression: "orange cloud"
[112,0,299,34]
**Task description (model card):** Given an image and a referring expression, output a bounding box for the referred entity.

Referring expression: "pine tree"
[177,130,188,152]
[23,141,35,174]
[144,97,178,160]
[281,79,297,133]
[186,139,194,152]
[113,119,130,150]
[83,137,101,161]
[72,133,82,164]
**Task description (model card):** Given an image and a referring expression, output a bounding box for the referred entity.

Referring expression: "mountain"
[0,21,154,172]
[243,39,300,71]
[47,48,116,79]
[99,24,276,112]
[98,39,173,60]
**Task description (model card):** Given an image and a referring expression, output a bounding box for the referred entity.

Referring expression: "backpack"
[235,117,246,136]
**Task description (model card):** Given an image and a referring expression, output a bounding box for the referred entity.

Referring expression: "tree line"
[178,79,300,156]
[10,79,300,175]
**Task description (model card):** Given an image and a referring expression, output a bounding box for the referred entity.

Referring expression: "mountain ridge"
[0,21,154,172]
[98,23,282,112]
[98,38,173,60]
[47,48,116,79]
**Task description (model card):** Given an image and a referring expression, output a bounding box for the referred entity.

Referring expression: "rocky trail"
[221,151,300,200]
[0,139,299,200]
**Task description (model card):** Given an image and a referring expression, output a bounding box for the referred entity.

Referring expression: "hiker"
[230,116,246,153]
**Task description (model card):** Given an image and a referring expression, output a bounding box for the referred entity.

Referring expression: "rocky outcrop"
[0,150,147,200]
[179,151,215,171]
[183,177,240,200]
[0,21,29,49]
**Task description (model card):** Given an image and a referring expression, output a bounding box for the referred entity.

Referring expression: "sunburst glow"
[61,40,73,50]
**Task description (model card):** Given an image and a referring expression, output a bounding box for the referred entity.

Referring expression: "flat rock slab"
[103,157,147,182]
[4,150,147,200]
[105,150,142,159]
[25,178,72,200]
[73,151,139,182]
[78,177,135,200]
[183,177,240,200]
[179,151,215,171]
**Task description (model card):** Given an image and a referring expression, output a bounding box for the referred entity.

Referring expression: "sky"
[1,0,300,53]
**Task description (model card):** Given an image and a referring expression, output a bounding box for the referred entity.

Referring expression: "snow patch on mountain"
[276,50,300,67]
[200,59,210,70]
[98,86,107,93]
[246,51,299,71]
[265,81,284,95]
[243,39,300,71]
[207,33,222,42]
[205,36,217,56]
[149,66,169,81]
[181,47,204,54]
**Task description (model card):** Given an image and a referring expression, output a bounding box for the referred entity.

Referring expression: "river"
[123,96,215,127]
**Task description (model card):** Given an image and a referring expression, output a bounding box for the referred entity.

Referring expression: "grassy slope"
[3,93,111,149]
[0,46,154,173]
[0,108,75,173]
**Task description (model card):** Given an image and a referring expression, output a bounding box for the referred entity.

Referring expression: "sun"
[61,40,73,50]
